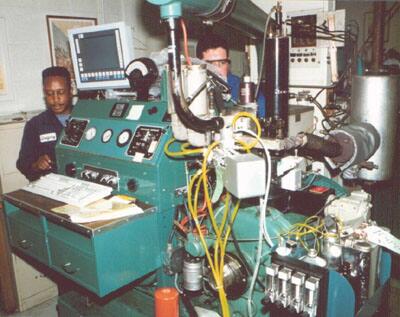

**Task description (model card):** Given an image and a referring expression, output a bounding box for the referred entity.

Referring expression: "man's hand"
[32,154,52,171]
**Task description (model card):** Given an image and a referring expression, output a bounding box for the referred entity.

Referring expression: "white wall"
[0,0,165,115]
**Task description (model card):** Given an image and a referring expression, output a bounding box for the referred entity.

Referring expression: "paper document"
[52,195,143,223]
[364,225,400,255]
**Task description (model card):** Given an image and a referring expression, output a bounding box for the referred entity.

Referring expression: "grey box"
[223,153,266,199]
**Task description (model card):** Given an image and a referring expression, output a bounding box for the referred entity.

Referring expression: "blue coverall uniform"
[16,109,64,181]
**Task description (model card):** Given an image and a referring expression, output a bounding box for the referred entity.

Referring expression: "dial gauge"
[85,127,97,141]
[102,129,113,143]
[117,129,132,147]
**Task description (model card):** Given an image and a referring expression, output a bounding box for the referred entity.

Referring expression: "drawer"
[49,235,98,293]
[47,221,94,254]
[8,209,43,231]
[8,217,49,264]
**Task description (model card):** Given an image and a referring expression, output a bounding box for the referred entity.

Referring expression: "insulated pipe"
[148,0,268,39]
[371,1,385,72]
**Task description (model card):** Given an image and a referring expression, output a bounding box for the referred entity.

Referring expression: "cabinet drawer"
[8,217,49,264]
[49,235,98,293]
[47,221,93,254]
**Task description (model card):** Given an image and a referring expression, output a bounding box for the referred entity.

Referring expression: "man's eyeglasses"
[205,59,231,67]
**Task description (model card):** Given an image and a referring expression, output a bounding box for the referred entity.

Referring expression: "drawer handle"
[62,262,78,274]
[18,239,33,249]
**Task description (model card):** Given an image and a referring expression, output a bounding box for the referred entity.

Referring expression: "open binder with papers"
[51,195,143,223]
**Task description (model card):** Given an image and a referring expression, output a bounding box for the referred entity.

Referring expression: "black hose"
[165,17,224,134]
[173,93,224,133]
[181,292,198,317]
[303,133,342,158]
[231,228,266,291]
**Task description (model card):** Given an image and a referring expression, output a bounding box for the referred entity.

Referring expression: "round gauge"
[117,129,132,147]
[85,127,97,141]
[102,129,113,143]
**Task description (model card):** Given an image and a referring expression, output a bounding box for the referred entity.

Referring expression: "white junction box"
[277,156,307,191]
[288,105,314,136]
[223,153,266,199]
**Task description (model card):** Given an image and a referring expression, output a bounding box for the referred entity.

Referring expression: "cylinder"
[240,76,255,105]
[351,75,400,181]
[264,36,289,139]
[182,255,203,292]
[155,287,179,317]
[182,64,210,147]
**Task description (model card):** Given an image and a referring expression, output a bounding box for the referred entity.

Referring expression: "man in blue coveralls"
[196,33,266,118]
[17,66,72,181]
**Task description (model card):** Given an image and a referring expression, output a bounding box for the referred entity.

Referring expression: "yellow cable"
[235,139,251,153]
[164,138,204,157]
[214,193,231,281]
[199,141,231,316]
[220,199,241,276]
[232,112,262,149]
[188,168,229,316]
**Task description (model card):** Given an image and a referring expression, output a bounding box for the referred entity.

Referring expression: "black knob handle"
[127,179,138,192]
[148,106,158,115]
[65,163,76,177]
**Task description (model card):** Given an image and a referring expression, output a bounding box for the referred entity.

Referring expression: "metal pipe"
[371,1,385,72]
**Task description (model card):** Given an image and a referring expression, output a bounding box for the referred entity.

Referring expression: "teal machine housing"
[3,91,189,298]
[55,96,188,289]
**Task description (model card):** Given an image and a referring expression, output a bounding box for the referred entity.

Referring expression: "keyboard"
[23,173,113,207]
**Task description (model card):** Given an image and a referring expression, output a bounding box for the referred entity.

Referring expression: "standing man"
[17,66,72,181]
[196,33,266,117]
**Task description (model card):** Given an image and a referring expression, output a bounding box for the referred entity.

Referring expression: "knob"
[107,176,117,187]
[65,163,76,177]
[148,106,158,115]
[127,179,138,192]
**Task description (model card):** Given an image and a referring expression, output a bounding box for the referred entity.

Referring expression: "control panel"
[55,99,186,207]
[60,119,88,147]
[81,165,119,189]
[127,126,164,159]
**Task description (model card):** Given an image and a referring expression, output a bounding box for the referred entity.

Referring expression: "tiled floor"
[0,297,57,317]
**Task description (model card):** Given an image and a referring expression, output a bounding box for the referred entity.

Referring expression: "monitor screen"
[79,32,120,71]
[69,22,133,90]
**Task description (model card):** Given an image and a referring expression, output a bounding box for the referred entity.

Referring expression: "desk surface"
[2,190,155,237]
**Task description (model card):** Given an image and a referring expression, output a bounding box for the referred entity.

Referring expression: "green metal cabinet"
[3,191,160,297]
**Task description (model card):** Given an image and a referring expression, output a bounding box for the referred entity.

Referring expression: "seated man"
[17,66,73,181]
[196,33,266,117]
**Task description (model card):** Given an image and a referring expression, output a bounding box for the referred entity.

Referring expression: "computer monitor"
[68,22,134,91]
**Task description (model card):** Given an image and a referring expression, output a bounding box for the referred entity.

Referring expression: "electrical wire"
[255,6,276,100]
[231,129,272,317]
[187,170,228,315]
[231,112,262,150]
[164,138,204,157]
[235,128,273,247]
[180,19,192,66]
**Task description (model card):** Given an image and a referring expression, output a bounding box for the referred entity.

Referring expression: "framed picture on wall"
[0,17,14,101]
[46,15,97,79]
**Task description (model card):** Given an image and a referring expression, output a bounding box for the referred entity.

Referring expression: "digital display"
[79,31,120,71]
[291,14,317,48]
